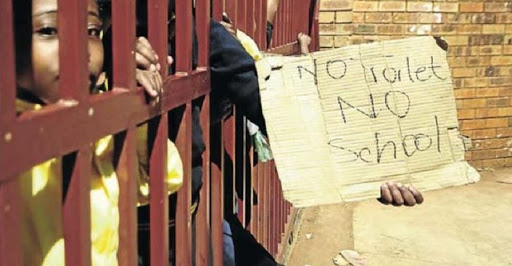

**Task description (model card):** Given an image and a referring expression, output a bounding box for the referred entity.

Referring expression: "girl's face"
[18,0,104,104]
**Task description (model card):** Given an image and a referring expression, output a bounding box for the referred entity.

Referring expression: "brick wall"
[318,0,512,170]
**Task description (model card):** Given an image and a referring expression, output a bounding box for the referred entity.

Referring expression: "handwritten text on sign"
[258,37,479,207]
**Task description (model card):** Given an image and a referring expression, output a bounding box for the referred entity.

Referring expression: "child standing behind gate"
[13,0,183,265]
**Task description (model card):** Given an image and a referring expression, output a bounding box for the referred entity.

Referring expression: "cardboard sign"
[258,37,479,207]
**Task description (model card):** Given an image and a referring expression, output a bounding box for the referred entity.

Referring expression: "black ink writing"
[337,90,410,123]
[328,116,442,164]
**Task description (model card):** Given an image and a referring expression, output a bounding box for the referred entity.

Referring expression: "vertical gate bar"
[279,0,284,46]
[286,0,290,43]
[272,163,278,255]
[262,0,268,50]
[149,115,170,266]
[247,0,254,37]
[176,103,193,266]
[225,0,237,27]
[309,0,320,52]
[63,147,92,266]
[0,2,20,263]
[58,0,88,101]
[237,0,246,33]
[278,2,283,46]
[257,163,264,242]
[268,163,274,254]
[242,117,247,227]
[285,0,290,44]
[254,0,262,48]
[291,0,294,43]
[275,164,280,256]
[148,0,169,78]
[263,162,270,249]
[112,0,137,264]
[282,0,286,44]
[276,163,281,248]
[236,114,246,225]
[223,108,236,216]
[0,182,21,265]
[275,164,280,255]
[285,0,288,44]
[196,1,212,264]
[0,0,16,123]
[279,168,285,250]
[111,0,136,90]
[292,0,296,43]
[253,163,260,242]
[269,162,275,253]
[292,1,296,44]
[270,164,279,256]
[260,163,266,247]
[268,162,273,251]
[211,122,224,266]
[196,0,211,67]
[298,0,312,37]
[278,167,284,254]
[272,10,277,47]
[196,96,211,266]
[299,0,305,35]
[147,1,170,264]
[277,169,282,250]
[248,139,255,233]
[259,163,265,246]
[274,4,279,47]
[117,128,139,266]
[274,163,278,255]
[289,0,293,43]
[212,0,223,21]
[57,0,90,265]
[257,0,263,48]
[269,163,274,254]
[175,0,193,73]
[280,178,285,243]
[259,162,266,247]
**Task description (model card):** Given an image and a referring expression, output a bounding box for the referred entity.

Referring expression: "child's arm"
[297,32,311,55]
[267,0,280,25]
[378,181,424,207]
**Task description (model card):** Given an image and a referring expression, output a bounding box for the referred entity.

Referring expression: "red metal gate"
[0,0,319,265]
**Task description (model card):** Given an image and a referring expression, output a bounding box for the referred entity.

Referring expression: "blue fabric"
[223,220,236,266]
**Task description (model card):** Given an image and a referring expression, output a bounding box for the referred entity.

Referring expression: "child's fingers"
[219,21,236,36]
[168,56,174,65]
[397,184,416,206]
[379,184,393,205]
[136,38,158,64]
[155,72,163,93]
[388,182,404,206]
[222,12,232,23]
[137,36,151,48]
[148,72,159,96]
[135,52,154,70]
[136,71,158,98]
[408,186,424,204]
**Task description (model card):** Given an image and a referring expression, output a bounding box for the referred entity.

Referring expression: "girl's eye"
[88,28,101,38]
[37,27,58,36]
